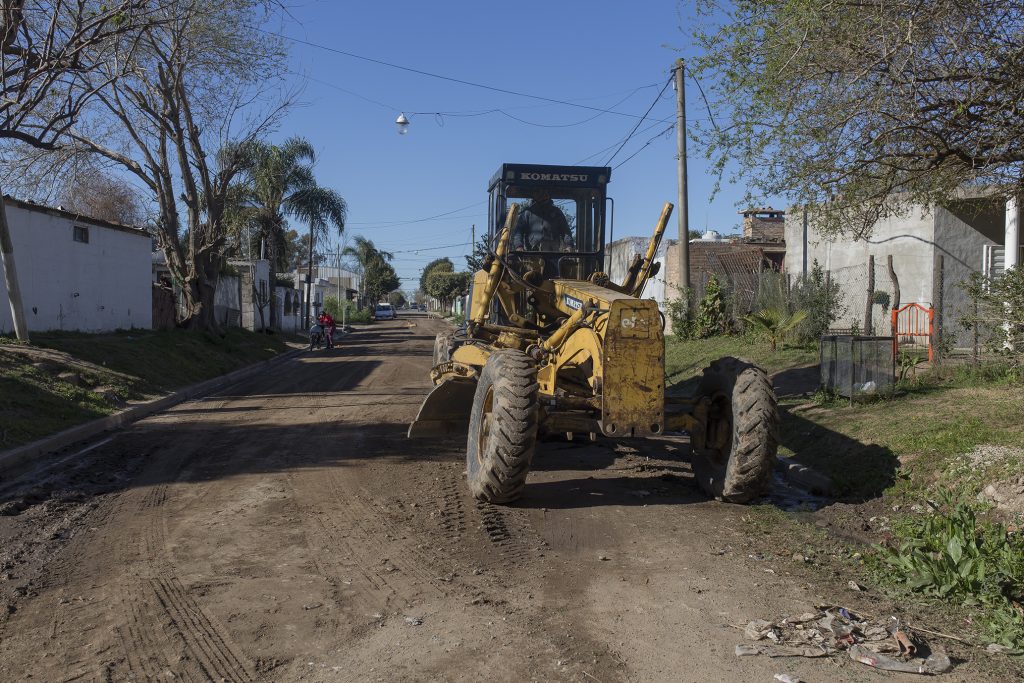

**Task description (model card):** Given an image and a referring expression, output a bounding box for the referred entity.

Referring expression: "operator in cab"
[511,191,575,252]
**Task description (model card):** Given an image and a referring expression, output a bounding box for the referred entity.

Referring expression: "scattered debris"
[302,602,322,611]
[980,478,1024,517]
[846,580,864,592]
[849,644,951,674]
[404,616,423,626]
[736,606,952,674]
[986,643,1013,655]
[773,674,801,683]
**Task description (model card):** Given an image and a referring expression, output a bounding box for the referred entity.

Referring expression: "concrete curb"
[0,346,305,476]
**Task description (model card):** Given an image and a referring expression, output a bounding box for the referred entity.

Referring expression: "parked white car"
[374,303,397,320]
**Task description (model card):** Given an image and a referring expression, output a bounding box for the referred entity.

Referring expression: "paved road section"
[0,318,1001,681]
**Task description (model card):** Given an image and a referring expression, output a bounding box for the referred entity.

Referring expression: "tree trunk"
[180,254,222,332]
[0,193,30,341]
[864,255,874,334]
[888,255,900,336]
[267,226,278,331]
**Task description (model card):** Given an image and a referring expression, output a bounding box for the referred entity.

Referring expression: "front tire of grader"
[465,349,540,504]
[691,357,778,503]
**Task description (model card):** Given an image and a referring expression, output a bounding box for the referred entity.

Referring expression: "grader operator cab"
[409,163,779,505]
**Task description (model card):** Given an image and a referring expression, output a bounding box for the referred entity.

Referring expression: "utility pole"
[0,202,28,341]
[305,223,315,327]
[674,58,691,298]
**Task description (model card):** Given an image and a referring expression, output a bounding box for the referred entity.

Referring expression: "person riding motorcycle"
[317,311,336,349]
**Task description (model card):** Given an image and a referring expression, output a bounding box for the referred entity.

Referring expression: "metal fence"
[820,335,895,401]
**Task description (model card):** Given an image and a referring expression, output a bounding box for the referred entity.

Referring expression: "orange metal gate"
[891,303,934,361]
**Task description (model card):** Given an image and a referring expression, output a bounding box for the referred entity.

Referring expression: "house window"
[73,226,89,243]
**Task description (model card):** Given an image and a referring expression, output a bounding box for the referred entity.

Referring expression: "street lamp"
[395,112,410,135]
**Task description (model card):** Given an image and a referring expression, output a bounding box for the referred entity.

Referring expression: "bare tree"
[690,1,1024,238]
[0,0,154,340]
[59,166,147,225]
[54,0,291,330]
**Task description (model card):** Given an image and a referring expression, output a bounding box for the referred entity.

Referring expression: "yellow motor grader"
[409,164,778,504]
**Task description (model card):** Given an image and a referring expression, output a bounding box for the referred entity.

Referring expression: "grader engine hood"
[596,296,665,437]
[544,282,665,438]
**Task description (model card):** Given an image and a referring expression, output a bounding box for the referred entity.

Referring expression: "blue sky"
[269,0,750,291]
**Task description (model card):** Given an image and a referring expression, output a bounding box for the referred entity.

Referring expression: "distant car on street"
[374,303,397,320]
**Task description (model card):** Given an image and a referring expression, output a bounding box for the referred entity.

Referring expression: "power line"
[613,124,676,170]
[389,241,471,255]
[347,202,486,228]
[605,74,674,166]
[573,119,667,165]
[261,28,675,123]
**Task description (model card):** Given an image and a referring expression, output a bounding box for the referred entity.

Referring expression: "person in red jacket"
[317,311,336,349]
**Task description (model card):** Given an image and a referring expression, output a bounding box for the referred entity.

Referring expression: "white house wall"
[932,201,1004,347]
[0,202,152,333]
[785,208,936,333]
[214,275,240,327]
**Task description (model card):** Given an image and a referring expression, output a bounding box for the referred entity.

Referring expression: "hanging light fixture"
[395,113,410,135]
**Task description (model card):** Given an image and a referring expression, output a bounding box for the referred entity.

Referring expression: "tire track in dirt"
[106,435,257,683]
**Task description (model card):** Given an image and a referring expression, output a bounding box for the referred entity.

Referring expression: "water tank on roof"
[699,230,722,241]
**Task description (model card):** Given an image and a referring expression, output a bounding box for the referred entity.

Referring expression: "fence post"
[933,254,944,365]
[864,255,875,334]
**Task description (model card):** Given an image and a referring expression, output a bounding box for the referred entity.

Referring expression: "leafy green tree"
[388,291,407,308]
[962,267,1024,373]
[343,236,395,306]
[420,257,454,292]
[425,270,471,314]
[363,256,400,305]
[690,1,1024,238]
[792,260,846,342]
[695,275,728,338]
[228,136,347,328]
[465,236,491,272]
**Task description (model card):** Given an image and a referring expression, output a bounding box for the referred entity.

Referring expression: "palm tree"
[228,137,347,328]
[743,308,808,352]
[342,236,394,307]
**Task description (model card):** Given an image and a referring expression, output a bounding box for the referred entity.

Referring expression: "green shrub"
[961,268,1024,377]
[792,260,846,342]
[879,492,1024,651]
[323,296,373,323]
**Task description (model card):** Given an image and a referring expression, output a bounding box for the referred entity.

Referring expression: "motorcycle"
[308,322,336,350]
[308,323,326,350]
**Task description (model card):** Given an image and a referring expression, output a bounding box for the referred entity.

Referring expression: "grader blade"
[407,378,476,438]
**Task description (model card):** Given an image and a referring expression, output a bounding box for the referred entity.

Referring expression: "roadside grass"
[665,334,1024,653]
[0,349,122,448]
[780,367,1024,651]
[665,333,817,387]
[31,328,290,394]
[0,328,292,450]
[783,381,1024,501]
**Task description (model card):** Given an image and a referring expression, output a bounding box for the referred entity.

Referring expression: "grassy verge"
[665,333,817,386]
[666,334,1024,655]
[783,370,1024,652]
[0,328,292,450]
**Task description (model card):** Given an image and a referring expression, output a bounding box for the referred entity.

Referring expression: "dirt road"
[0,318,1004,682]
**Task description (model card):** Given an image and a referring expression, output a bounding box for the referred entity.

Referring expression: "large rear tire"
[691,357,778,503]
[465,350,539,504]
